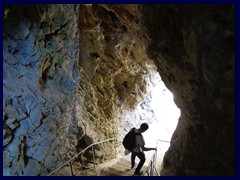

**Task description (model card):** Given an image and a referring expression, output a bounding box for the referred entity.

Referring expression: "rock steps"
[100,157,147,176]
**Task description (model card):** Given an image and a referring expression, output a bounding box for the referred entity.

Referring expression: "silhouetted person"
[130,123,157,176]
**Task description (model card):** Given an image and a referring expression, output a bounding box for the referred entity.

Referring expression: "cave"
[3,4,235,176]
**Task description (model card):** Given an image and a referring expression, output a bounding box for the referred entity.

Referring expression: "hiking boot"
[133,171,143,176]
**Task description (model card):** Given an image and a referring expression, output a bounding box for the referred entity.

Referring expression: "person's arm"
[137,135,157,151]
[141,145,157,151]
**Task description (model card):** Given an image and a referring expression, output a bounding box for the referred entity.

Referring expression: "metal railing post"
[69,161,74,176]
[154,164,160,176]
[92,145,96,169]
[150,160,153,176]
[113,139,116,158]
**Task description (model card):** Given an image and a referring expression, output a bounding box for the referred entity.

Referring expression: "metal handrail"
[145,149,157,176]
[47,137,116,176]
[157,139,170,144]
[144,139,170,176]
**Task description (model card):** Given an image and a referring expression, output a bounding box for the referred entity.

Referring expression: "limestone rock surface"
[3,4,235,176]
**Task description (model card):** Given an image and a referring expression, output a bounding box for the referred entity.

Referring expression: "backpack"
[122,128,141,151]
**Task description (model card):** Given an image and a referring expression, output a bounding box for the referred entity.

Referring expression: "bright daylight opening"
[140,70,181,168]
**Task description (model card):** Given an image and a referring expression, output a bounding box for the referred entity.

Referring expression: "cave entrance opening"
[138,69,180,168]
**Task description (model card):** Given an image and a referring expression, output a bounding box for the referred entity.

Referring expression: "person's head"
[139,123,149,133]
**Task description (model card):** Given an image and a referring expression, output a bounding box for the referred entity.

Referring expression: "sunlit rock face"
[3,4,234,176]
[3,4,158,175]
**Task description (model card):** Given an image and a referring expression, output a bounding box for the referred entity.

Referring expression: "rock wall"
[3,4,159,175]
[142,5,235,175]
[3,4,235,176]
[3,5,82,175]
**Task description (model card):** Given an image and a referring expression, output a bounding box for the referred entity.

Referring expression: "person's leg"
[134,152,146,175]
[131,152,136,168]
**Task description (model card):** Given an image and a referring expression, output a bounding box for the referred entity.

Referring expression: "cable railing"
[144,139,170,176]
[47,137,116,176]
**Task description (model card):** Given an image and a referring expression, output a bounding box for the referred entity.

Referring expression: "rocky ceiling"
[3,4,235,175]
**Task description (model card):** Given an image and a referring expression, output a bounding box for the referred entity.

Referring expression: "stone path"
[99,157,147,176]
